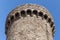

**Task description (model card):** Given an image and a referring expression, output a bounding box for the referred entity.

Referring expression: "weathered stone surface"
[5,4,55,40]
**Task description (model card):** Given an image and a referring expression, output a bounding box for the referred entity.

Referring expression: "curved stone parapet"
[5,4,55,38]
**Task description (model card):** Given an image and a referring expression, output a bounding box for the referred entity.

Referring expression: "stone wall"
[5,4,55,40]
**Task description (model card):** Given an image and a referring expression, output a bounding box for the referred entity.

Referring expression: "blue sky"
[0,0,60,40]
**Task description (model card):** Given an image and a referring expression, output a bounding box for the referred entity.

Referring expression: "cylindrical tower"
[5,4,55,40]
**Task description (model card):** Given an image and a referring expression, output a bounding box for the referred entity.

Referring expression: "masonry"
[5,4,55,40]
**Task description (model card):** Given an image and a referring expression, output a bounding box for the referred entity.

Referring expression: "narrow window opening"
[39,11,43,17]
[33,10,38,16]
[6,27,8,31]
[44,14,48,19]
[15,12,20,18]
[21,10,26,17]
[10,16,14,22]
[48,18,51,23]
[52,27,54,33]
[27,9,32,17]
[7,20,10,25]
[50,22,54,27]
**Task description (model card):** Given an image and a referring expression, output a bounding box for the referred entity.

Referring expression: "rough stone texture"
[5,4,55,40]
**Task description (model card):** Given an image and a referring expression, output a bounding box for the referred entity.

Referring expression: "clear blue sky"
[0,0,60,40]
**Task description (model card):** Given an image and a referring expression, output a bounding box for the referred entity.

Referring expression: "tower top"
[5,4,55,37]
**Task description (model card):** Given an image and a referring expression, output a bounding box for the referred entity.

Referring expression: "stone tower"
[5,4,55,40]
